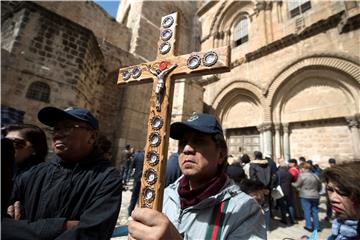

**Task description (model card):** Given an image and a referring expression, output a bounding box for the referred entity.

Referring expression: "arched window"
[288,0,311,18]
[26,81,50,102]
[233,18,249,47]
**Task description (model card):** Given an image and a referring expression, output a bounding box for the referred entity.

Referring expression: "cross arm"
[117,61,160,86]
[171,46,231,78]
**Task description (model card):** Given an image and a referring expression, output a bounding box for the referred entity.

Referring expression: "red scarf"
[177,171,227,209]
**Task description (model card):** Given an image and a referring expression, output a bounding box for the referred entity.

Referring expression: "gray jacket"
[163,177,267,240]
[292,171,321,199]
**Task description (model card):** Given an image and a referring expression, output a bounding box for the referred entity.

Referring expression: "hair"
[125,144,130,150]
[240,154,250,164]
[288,158,298,165]
[322,161,360,208]
[302,162,312,170]
[279,162,288,168]
[212,133,228,169]
[299,156,306,162]
[328,158,336,164]
[4,124,48,162]
[254,151,263,160]
[240,179,267,194]
[97,135,112,154]
[1,138,15,216]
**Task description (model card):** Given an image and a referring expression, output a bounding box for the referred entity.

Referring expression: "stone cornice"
[245,11,344,62]
[196,0,219,17]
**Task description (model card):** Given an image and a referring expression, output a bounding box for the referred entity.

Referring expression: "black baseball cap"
[38,106,99,130]
[170,113,223,140]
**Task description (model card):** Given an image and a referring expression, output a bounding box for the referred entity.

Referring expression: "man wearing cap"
[128,113,266,239]
[8,106,122,239]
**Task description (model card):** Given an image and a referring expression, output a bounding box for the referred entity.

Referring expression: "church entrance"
[226,127,260,160]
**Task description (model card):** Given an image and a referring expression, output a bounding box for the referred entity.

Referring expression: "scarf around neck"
[177,171,227,209]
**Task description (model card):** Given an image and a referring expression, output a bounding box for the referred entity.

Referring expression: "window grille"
[234,18,249,47]
[289,0,311,18]
[26,81,50,102]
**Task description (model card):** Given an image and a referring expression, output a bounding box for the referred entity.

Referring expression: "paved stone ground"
[113,180,332,239]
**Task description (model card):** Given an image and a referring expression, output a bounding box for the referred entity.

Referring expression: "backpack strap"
[205,200,230,240]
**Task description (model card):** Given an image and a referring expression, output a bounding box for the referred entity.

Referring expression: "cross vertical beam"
[117,12,230,211]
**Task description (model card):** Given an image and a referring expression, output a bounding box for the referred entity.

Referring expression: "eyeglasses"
[6,138,28,149]
[47,124,93,136]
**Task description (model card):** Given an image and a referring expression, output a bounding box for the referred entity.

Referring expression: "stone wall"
[1,2,104,126]
[1,1,142,162]
[290,119,353,167]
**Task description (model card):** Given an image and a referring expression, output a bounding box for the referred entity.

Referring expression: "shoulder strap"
[205,200,230,240]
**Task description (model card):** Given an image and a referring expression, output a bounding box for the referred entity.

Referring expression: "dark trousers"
[279,196,296,223]
[128,180,141,216]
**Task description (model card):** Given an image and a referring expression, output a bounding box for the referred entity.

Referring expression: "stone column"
[274,123,281,160]
[257,124,264,152]
[263,122,273,156]
[346,116,360,159]
[283,122,290,161]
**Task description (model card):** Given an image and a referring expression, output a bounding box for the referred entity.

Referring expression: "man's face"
[52,119,96,162]
[178,131,226,188]
[327,181,358,219]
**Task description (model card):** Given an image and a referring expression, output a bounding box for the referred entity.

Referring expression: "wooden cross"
[117,12,230,211]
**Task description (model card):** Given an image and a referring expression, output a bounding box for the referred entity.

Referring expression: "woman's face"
[6,131,34,164]
[327,181,359,219]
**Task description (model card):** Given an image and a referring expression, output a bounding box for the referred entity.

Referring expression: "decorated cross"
[117,12,230,211]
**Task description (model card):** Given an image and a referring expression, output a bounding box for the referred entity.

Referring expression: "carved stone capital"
[262,122,273,131]
[255,1,266,12]
[274,123,282,131]
[256,124,263,132]
[282,122,289,133]
[346,116,359,128]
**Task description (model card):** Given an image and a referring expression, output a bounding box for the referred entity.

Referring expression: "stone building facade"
[117,0,360,166]
[2,1,359,167]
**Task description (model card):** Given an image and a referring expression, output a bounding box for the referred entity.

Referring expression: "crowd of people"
[1,105,359,240]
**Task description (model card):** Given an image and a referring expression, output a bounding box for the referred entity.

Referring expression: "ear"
[88,130,98,145]
[218,148,227,165]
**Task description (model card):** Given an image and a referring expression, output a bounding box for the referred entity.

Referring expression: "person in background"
[324,158,336,222]
[128,113,266,239]
[307,160,321,177]
[165,152,182,187]
[289,158,303,219]
[4,124,48,178]
[292,162,322,232]
[120,144,131,186]
[1,137,15,217]
[240,179,269,207]
[7,106,122,239]
[276,162,296,224]
[322,160,360,240]
[128,149,144,216]
[249,151,275,230]
[225,158,245,184]
[241,153,251,178]
[97,134,113,161]
[299,156,306,166]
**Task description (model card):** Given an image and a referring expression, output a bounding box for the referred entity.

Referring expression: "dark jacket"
[130,150,144,182]
[165,153,182,187]
[11,148,122,240]
[276,167,293,199]
[249,159,276,189]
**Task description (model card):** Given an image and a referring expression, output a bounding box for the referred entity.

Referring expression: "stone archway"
[213,84,264,159]
[271,66,360,165]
